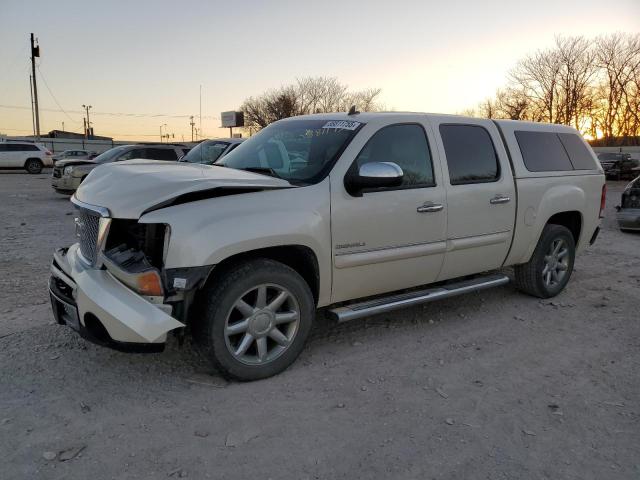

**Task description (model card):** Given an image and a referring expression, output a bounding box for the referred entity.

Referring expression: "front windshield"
[93,145,130,164]
[182,141,230,165]
[218,119,363,184]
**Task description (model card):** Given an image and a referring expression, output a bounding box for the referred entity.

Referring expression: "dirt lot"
[1,171,639,479]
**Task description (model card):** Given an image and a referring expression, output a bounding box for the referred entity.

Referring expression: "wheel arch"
[517,209,583,265]
[546,211,582,245]
[204,245,321,306]
[507,182,590,266]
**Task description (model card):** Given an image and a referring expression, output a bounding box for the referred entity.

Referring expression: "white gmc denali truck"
[49,112,606,381]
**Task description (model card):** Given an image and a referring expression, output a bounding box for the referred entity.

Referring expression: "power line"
[36,65,82,124]
[0,104,219,120]
[0,125,197,138]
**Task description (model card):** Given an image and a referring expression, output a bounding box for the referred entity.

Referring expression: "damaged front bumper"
[51,172,81,193]
[49,244,185,352]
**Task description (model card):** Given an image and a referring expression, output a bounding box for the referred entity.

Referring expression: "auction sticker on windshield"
[322,120,362,130]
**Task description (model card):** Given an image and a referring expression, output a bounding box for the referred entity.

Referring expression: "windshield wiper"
[242,166,281,179]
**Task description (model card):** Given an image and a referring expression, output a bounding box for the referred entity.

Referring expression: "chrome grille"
[76,209,100,264]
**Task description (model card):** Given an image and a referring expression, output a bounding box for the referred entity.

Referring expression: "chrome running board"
[328,273,509,323]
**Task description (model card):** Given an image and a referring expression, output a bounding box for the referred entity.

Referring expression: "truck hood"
[74,160,293,219]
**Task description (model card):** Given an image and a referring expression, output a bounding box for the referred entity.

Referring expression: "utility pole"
[190,116,195,142]
[160,124,167,143]
[199,85,202,138]
[82,104,92,138]
[29,75,36,137]
[30,33,41,139]
[62,121,65,132]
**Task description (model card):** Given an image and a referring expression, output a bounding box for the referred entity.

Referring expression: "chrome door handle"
[417,203,444,213]
[490,195,511,205]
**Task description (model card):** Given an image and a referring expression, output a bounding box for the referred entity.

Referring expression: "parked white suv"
[0,141,53,173]
[49,112,605,381]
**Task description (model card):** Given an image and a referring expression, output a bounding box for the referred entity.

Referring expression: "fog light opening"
[83,313,112,344]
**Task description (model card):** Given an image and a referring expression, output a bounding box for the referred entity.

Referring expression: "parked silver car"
[52,144,189,194]
[52,150,96,164]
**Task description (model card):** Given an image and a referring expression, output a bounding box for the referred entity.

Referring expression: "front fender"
[140,180,332,305]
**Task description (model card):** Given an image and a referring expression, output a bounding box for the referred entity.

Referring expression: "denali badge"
[335,242,365,250]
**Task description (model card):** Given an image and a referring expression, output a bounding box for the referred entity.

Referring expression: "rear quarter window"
[6,144,39,152]
[514,131,573,172]
[558,133,597,170]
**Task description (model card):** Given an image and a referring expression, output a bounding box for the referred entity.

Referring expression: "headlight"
[63,166,74,176]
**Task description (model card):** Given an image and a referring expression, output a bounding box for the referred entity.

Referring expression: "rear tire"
[514,224,575,298]
[25,158,43,174]
[193,259,314,381]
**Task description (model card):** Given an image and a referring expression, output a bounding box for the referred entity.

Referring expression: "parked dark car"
[597,153,640,180]
[616,176,640,232]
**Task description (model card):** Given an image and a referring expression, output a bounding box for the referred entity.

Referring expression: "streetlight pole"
[82,104,92,138]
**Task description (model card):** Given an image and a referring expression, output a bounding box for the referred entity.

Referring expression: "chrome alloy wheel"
[224,284,300,365]
[542,238,569,287]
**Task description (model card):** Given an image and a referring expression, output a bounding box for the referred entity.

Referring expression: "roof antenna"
[347,105,359,115]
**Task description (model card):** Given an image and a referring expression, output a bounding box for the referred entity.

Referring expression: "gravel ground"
[1,171,639,480]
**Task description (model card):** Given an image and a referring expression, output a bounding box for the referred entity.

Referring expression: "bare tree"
[240,77,383,130]
[594,33,640,142]
[510,45,562,123]
[466,32,640,145]
[494,88,531,120]
[555,36,598,129]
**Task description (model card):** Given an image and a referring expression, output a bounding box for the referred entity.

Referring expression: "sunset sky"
[1,0,638,141]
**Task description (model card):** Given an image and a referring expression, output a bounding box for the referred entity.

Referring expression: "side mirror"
[346,162,404,196]
[615,205,621,212]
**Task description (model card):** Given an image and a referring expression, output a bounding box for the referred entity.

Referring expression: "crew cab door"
[429,118,516,280]
[330,121,447,303]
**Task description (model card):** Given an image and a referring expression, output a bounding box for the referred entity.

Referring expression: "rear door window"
[558,133,597,170]
[515,131,573,172]
[117,148,146,161]
[439,124,500,185]
[145,148,178,161]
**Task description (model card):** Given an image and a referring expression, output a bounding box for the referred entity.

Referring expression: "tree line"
[464,33,640,145]
[240,77,382,130]
[239,33,639,145]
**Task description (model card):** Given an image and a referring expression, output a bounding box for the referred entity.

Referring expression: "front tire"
[194,259,314,381]
[514,224,576,298]
[25,158,43,174]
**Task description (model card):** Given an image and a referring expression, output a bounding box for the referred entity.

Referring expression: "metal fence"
[593,146,640,160]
